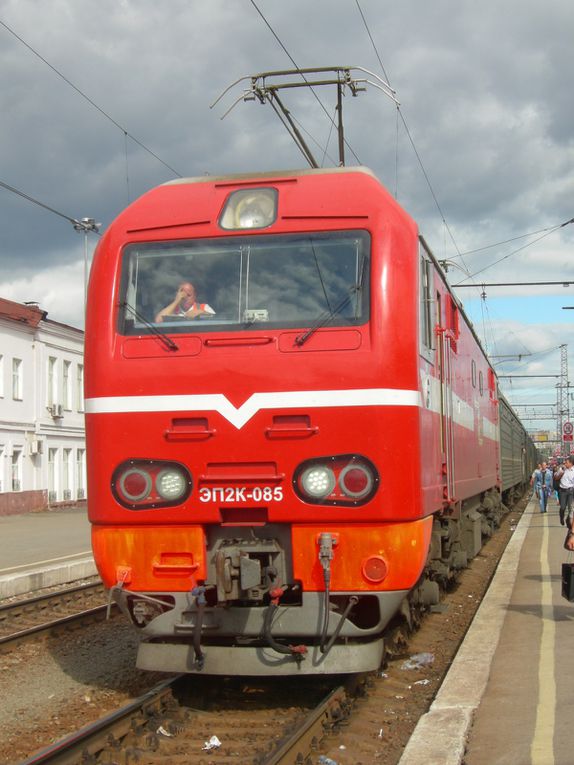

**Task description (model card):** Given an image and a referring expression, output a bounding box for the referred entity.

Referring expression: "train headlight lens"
[156,469,187,500]
[300,466,336,499]
[112,460,192,510]
[294,454,379,506]
[219,188,278,230]
[339,464,374,499]
[119,469,152,502]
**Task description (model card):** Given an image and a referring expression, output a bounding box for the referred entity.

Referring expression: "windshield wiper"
[294,289,357,347]
[295,256,366,348]
[120,302,179,352]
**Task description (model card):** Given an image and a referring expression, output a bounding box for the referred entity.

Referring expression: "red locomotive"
[85,167,535,674]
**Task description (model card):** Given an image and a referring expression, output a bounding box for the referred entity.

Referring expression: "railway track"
[0,581,114,652]
[18,674,360,765]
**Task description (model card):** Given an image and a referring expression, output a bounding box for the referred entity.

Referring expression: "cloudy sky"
[1,0,573,437]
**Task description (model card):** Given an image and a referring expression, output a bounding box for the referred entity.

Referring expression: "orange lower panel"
[91,525,206,590]
[92,518,432,594]
[291,518,433,592]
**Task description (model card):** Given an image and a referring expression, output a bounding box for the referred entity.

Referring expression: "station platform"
[398,494,573,765]
[0,506,96,599]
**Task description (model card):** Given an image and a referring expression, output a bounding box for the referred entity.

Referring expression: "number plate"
[198,486,284,503]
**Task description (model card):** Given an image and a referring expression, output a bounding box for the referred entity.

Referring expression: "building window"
[47,356,58,407]
[11,449,22,491]
[63,361,72,410]
[0,354,4,397]
[63,448,72,500]
[76,449,86,499]
[48,448,58,502]
[12,358,23,400]
[76,364,84,412]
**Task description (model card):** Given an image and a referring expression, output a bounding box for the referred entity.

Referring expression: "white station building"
[0,297,86,515]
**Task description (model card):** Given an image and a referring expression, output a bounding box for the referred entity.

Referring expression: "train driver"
[155,281,216,323]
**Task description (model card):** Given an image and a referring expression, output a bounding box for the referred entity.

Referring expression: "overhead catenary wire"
[355,0,471,276]
[355,0,569,437]
[354,0,509,373]
[456,219,574,282]
[0,18,183,179]
[355,0,511,373]
[450,224,567,259]
[0,177,101,234]
[453,280,574,288]
[355,0,570,425]
[355,0,512,369]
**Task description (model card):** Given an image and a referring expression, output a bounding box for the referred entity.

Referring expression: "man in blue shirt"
[533,461,553,514]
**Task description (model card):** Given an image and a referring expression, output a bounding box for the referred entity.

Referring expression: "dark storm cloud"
[0,0,572,354]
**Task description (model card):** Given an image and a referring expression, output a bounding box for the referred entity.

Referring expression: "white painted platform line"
[396,501,534,765]
[530,513,555,764]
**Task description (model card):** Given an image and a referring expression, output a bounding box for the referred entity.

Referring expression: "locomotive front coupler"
[210,537,287,604]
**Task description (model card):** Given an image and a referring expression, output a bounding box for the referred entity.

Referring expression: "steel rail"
[0,604,113,651]
[261,684,350,764]
[0,581,102,614]
[17,676,180,765]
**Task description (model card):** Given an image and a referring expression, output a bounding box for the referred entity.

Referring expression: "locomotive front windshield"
[118,231,370,334]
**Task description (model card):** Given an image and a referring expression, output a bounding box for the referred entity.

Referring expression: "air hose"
[318,532,359,656]
[262,587,308,661]
[318,532,335,651]
[191,585,206,670]
[320,595,359,655]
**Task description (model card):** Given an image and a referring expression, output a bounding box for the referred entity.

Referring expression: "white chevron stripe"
[85,388,421,429]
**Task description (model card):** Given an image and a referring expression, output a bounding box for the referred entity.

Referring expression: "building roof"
[0,297,47,327]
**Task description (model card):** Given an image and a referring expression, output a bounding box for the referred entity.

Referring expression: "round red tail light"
[339,464,374,499]
[119,469,152,502]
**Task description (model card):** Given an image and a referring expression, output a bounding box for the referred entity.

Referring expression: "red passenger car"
[85,167,521,675]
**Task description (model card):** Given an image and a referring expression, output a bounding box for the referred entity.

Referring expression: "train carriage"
[85,167,534,674]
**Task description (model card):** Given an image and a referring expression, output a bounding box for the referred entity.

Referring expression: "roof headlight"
[219,188,277,230]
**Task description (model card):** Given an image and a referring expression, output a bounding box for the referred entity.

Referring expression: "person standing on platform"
[553,461,564,501]
[531,463,542,491]
[533,461,553,514]
[559,456,574,526]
